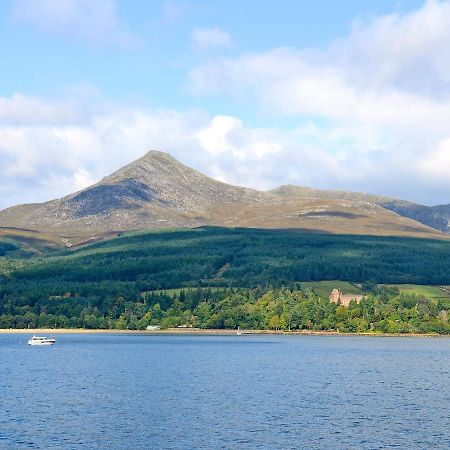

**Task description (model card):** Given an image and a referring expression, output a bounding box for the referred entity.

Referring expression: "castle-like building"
[329,288,363,306]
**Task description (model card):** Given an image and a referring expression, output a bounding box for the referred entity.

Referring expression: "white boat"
[27,335,56,346]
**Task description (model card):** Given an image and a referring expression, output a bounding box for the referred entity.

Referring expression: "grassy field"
[149,282,450,302]
[299,280,362,299]
[385,284,450,299]
[151,281,362,300]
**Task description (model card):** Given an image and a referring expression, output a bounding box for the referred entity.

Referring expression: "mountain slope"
[0,151,276,241]
[0,151,447,245]
[379,201,450,233]
[271,185,450,233]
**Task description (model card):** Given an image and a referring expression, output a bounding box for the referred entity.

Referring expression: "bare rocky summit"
[0,150,447,245]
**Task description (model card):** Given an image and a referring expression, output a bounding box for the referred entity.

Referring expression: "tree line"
[0,285,449,334]
[1,227,450,333]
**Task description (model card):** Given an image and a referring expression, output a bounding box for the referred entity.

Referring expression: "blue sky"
[2,0,423,109]
[0,0,449,208]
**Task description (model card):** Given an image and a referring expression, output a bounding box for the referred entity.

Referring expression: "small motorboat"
[27,335,56,346]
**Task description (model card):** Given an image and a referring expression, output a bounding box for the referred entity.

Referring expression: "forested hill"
[1,227,450,332]
[2,227,450,292]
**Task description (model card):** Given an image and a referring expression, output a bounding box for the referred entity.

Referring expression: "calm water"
[0,334,449,449]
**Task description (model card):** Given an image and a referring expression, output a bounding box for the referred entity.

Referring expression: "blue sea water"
[0,334,449,449]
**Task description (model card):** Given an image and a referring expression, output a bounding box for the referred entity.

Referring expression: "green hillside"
[1,227,450,332]
[7,227,450,288]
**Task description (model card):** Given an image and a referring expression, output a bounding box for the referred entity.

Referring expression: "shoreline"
[0,328,448,338]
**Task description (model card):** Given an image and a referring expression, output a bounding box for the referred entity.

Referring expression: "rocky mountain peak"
[0,150,447,241]
[102,150,191,183]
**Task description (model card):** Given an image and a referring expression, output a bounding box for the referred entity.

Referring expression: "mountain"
[271,185,450,233]
[377,202,450,234]
[0,151,273,241]
[0,150,447,247]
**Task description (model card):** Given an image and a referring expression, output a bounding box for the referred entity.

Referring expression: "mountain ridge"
[271,185,450,233]
[0,150,448,245]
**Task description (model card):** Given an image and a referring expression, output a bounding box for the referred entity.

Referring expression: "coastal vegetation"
[0,284,449,334]
[1,227,450,333]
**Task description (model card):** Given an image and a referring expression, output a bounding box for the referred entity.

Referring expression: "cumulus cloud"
[0,95,190,208]
[0,94,88,126]
[11,0,138,48]
[0,94,327,208]
[191,0,450,104]
[0,88,449,211]
[191,27,233,51]
[188,0,450,204]
[2,2,450,209]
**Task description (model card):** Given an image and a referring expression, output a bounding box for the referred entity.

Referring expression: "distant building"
[329,288,363,306]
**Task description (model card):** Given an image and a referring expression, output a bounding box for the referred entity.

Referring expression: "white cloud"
[11,0,138,48]
[2,1,449,209]
[2,2,450,209]
[191,27,232,51]
[418,138,450,180]
[1,89,450,211]
[0,94,87,126]
[197,116,281,160]
[187,0,450,205]
[0,95,285,208]
[191,0,450,102]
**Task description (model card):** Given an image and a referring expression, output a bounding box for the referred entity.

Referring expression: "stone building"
[329,288,363,307]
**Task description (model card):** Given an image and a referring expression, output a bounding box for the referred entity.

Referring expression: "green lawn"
[384,284,450,299]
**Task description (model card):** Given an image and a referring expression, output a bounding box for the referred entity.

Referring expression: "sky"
[0,0,449,209]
